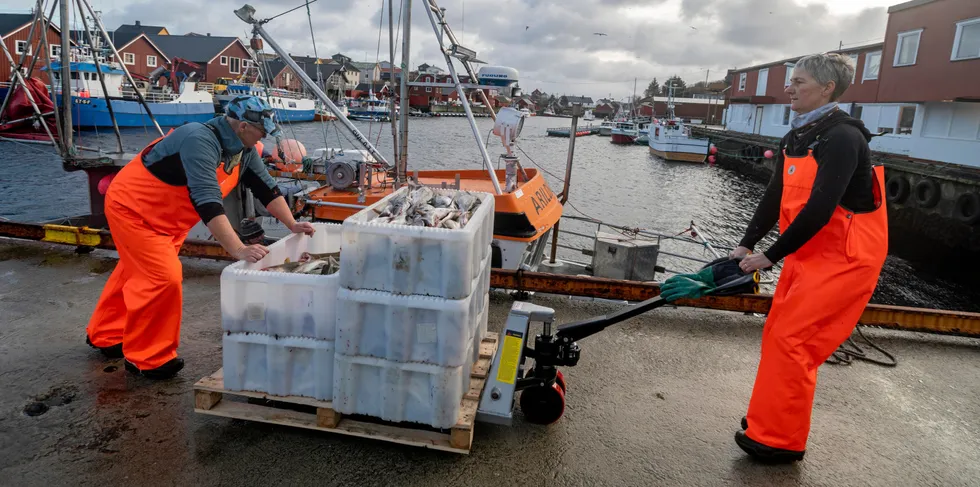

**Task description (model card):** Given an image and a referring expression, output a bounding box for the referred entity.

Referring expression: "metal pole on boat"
[77,0,164,138]
[35,5,66,155]
[688,221,722,259]
[59,0,74,150]
[421,0,502,195]
[397,0,411,185]
[74,0,122,154]
[387,0,400,183]
[235,6,391,169]
[549,104,581,264]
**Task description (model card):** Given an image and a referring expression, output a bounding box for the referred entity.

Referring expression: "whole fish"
[431,195,453,208]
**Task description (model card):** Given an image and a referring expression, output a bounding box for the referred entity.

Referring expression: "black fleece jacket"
[738,108,877,263]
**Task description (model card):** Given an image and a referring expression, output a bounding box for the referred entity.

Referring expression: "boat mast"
[59,0,73,152]
[387,0,399,176]
[397,0,411,186]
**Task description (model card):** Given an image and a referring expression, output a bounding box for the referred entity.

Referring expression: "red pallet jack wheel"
[555,370,567,394]
[520,382,566,425]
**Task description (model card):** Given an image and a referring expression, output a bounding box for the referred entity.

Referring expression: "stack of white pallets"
[333,186,495,429]
[219,223,343,401]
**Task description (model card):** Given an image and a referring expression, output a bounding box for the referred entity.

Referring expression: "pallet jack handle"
[555,257,760,343]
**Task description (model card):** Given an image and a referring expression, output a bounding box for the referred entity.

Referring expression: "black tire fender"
[953,192,980,225]
[886,175,910,204]
[913,179,941,208]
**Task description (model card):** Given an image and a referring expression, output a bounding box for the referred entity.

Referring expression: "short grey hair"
[794,53,855,101]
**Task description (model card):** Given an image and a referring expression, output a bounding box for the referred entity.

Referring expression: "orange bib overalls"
[87,131,241,370]
[744,150,888,452]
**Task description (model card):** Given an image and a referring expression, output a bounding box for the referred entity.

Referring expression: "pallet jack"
[476,257,761,425]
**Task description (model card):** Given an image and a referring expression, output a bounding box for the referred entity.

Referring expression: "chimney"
[135,20,141,26]
[207,33,211,36]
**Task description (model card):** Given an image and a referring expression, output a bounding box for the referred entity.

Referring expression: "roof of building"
[887,0,938,13]
[112,21,168,47]
[147,34,241,63]
[730,42,885,74]
[562,95,594,104]
[351,61,377,70]
[0,13,38,36]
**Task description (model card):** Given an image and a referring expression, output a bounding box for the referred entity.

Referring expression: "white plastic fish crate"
[220,223,342,340]
[339,186,495,300]
[332,337,475,429]
[222,332,335,401]
[336,250,490,367]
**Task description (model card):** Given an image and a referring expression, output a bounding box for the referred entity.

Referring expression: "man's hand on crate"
[290,221,316,237]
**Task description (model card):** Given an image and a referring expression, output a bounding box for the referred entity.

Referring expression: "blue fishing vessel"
[43,54,216,129]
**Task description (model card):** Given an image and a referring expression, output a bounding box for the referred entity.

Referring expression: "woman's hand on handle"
[730,246,752,260]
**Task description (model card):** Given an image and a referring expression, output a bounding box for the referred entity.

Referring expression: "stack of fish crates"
[334,186,495,428]
[219,222,343,401]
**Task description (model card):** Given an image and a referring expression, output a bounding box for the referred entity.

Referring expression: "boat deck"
[2,239,978,485]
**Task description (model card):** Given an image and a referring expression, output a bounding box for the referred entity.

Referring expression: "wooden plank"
[195,400,468,454]
[195,390,223,411]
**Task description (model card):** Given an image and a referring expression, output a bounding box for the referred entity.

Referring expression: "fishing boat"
[214,83,316,122]
[610,121,638,144]
[648,86,709,162]
[344,91,392,121]
[43,48,215,128]
[597,120,616,136]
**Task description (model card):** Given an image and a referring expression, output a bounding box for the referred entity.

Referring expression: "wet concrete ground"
[1,240,978,486]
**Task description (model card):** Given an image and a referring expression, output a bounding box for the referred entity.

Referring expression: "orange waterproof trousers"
[744,150,888,452]
[86,133,240,370]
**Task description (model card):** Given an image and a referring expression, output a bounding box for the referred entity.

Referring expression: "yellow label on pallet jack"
[496,330,523,385]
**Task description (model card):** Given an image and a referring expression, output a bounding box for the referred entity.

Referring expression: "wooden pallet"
[193,333,499,454]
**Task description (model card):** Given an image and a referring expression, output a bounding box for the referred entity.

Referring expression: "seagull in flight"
[593,32,607,36]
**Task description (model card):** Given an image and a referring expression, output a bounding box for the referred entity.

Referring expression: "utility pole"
[704,68,711,123]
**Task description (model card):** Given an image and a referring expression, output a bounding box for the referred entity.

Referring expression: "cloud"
[7,0,889,99]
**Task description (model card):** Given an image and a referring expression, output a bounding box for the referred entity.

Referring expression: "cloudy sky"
[5,0,897,100]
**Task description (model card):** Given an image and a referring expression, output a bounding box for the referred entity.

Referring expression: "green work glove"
[672,266,716,286]
[660,276,714,302]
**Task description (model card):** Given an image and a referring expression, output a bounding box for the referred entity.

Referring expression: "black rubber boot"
[734,431,805,464]
[86,336,123,359]
[741,416,748,430]
[125,358,185,380]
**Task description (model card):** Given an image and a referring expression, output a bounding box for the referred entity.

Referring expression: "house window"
[894,29,922,66]
[147,55,157,67]
[220,56,228,65]
[784,64,795,86]
[50,45,61,58]
[782,106,792,126]
[951,17,980,61]
[738,73,746,91]
[863,51,881,81]
[15,40,30,55]
[425,87,432,92]
[898,106,916,135]
[123,52,135,65]
[230,57,241,74]
[848,54,858,82]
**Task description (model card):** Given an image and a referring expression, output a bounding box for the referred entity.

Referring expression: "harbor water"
[1,115,977,312]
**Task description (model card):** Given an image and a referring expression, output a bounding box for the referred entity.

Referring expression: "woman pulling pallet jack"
[514,53,887,466]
